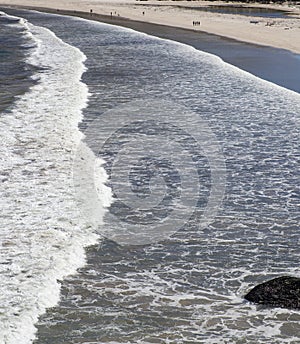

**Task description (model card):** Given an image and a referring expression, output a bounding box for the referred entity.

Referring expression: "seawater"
[0,13,36,112]
[1,8,300,344]
[0,11,109,344]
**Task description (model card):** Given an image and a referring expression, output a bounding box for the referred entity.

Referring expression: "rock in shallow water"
[244,276,300,310]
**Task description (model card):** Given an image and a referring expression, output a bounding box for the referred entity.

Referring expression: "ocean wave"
[0,13,110,344]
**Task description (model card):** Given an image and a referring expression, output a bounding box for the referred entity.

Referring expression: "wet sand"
[1,0,300,54]
[7,6,300,93]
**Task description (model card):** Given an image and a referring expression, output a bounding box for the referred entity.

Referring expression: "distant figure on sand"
[90,9,93,15]
[193,21,201,26]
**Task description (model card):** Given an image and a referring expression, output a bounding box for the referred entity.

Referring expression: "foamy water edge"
[0,13,110,344]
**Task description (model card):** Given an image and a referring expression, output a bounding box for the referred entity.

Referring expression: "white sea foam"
[4,10,298,343]
[0,14,111,344]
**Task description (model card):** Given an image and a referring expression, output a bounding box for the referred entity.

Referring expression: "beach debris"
[244,276,300,310]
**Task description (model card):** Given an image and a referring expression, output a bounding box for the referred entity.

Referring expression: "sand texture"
[1,0,300,54]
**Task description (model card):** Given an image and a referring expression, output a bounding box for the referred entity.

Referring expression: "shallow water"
[1,8,299,344]
[189,5,290,18]
[0,11,105,343]
[0,12,36,112]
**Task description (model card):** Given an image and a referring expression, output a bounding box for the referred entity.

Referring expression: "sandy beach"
[1,5,300,343]
[1,0,300,54]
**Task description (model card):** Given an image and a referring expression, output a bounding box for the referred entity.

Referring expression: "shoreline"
[2,4,300,93]
[1,7,300,343]
[0,0,299,54]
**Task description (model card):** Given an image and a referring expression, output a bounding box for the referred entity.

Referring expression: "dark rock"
[244,276,300,310]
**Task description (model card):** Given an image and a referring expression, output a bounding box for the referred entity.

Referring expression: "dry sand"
[1,0,300,54]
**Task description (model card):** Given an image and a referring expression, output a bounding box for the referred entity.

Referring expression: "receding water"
[185,5,290,18]
[1,8,300,344]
